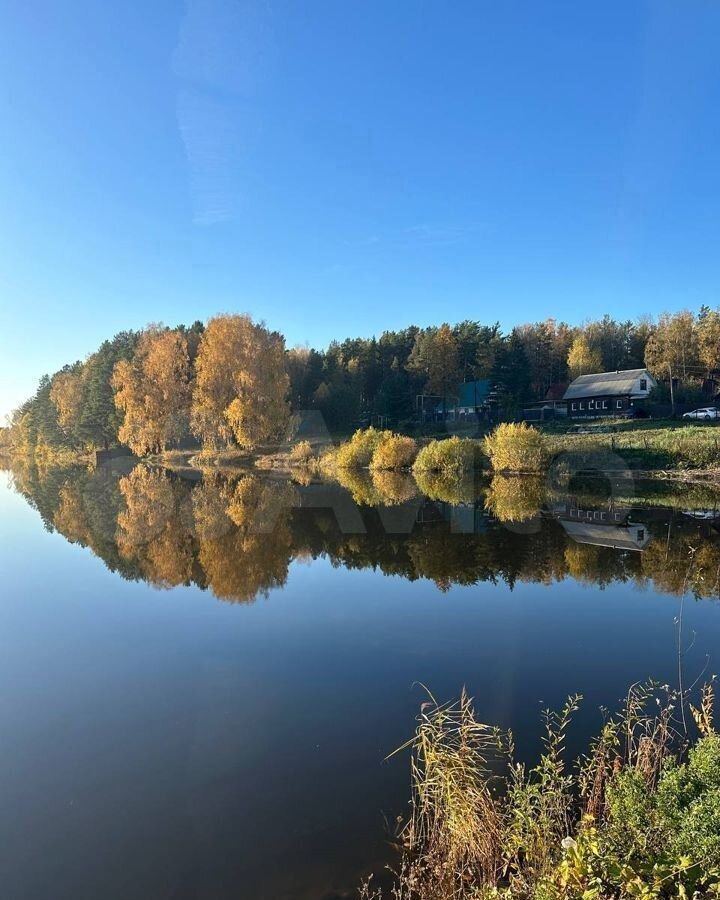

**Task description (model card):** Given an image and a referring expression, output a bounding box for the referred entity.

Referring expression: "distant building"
[563,368,657,418]
[521,384,570,422]
[427,379,494,422]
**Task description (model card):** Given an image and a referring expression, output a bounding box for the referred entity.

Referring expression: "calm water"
[1,461,720,899]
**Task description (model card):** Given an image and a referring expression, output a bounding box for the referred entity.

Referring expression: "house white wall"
[628,370,657,398]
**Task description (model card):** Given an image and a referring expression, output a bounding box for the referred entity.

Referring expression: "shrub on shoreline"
[370,433,418,471]
[483,422,548,473]
[288,440,314,466]
[336,427,386,469]
[412,436,482,477]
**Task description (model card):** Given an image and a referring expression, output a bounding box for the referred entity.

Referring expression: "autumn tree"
[406,324,460,417]
[191,314,290,450]
[697,306,720,374]
[50,365,85,444]
[567,334,603,379]
[112,326,192,456]
[645,311,699,411]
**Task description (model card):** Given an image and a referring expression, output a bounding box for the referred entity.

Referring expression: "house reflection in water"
[550,501,651,552]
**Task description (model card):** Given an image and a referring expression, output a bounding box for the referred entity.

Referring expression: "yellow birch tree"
[112,326,192,455]
[191,314,290,450]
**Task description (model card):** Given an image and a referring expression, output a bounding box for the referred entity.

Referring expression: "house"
[560,519,651,551]
[563,368,657,418]
[427,379,494,422]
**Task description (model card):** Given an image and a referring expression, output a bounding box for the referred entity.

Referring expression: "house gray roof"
[561,520,650,551]
[562,369,650,401]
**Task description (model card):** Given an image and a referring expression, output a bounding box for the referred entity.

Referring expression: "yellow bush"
[335,427,387,468]
[335,467,384,505]
[412,436,482,477]
[484,475,545,523]
[483,422,548,473]
[370,433,418,471]
[317,446,338,475]
[413,470,479,505]
[288,440,314,466]
[371,470,418,505]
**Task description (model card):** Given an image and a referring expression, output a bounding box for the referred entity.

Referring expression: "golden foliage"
[191,314,290,450]
[50,371,84,438]
[414,469,480,505]
[370,433,418,471]
[335,427,387,469]
[567,334,602,380]
[370,470,418,505]
[412,436,481,477]
[483,422,548,473]
[484,475,545,523]
[192,474,296,602]
[288,440,315,466]
[335,467,385,506]
[112,327,192,456]
[117,466,195,588]
[54,484,92,545]
[406,323,460,398]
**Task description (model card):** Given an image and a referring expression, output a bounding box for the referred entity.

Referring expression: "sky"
[1,0,719,418]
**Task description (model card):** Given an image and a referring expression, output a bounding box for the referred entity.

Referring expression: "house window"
[637,529,645,542]
[616,400,623,409]
[640,378,647,391]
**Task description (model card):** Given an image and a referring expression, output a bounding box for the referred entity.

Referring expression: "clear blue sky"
[1,1,719,418]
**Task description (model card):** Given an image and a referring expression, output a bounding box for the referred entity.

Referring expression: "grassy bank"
[546,423,720,472]
[284,423,720,506]
[364,681,719,900]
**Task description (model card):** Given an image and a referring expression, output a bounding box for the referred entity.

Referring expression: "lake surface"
[1,461,719,899]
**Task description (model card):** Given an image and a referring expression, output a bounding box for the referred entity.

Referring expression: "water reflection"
[6,459,720,603]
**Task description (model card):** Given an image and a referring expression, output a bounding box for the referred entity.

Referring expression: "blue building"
[428,379,494,422]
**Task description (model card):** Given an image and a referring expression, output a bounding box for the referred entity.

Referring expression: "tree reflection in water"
[5,460,720,603]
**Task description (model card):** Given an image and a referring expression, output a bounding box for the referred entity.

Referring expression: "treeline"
[5,315,290,457]
[4,307,720,458]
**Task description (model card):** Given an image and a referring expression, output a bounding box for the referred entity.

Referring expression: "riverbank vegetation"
[364,681,719,900]
[483,422,549,473]
[412,436,482,478]
[547,424,720,472]
[286,417,720,506]
[371,433,419,471]
[8,306,720,469]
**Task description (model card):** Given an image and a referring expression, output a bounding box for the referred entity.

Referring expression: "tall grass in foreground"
[363,681,719,900]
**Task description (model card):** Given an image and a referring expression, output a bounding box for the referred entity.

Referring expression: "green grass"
[539,417,720,436]
[546,424,720,470]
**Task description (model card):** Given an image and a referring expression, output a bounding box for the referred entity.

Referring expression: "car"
[682,407,720,420]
